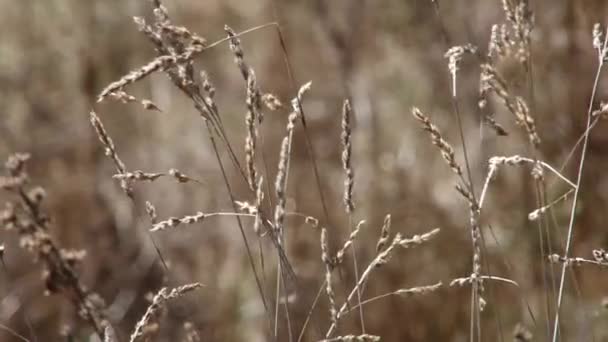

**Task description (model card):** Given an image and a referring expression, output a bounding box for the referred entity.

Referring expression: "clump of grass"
[324,227,442,338]
[129,283,202,342]
[11,0,608,340]
[411,107,464,178]
[0,153,108,337]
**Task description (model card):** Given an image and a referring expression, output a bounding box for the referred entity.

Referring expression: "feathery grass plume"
[593,23,604,53]
[274,82,312,232]
[350,282,443,311]
[487,24,514,60]
[291,82,312,126]
[97,55,167,102]
[445,45,477,73]
[151,212,205,232]
[129,283,202,342]
[245,69,259,189]
[200,71,215,99]
[341,99,355,213]
[136,21,281,279]
[253,177,264,235]
[274,136,290,234]
[450,275,519,288]
[133,11,215,125]
[336,220,365,264]
[547,248,608,268]
[326,228,441,337]
[319,334,381,342]
[486,18,528,64]
[113,170,164,182]
[469,208,484,310]
[376,214,391,252]
[500,0,533,64]
[168,168,201,184]
[395,282,443,297]
[321,228,338,328]
[105,0,298,316]
[396,228,441,249]
[0,154,108,336]
[133,15,164,48]
[487,24,501,58]
[592,23,608,61]
[152,4,206,89]
[145,201,158,224]
[444,44,477,96]
[455,184,478,210]
[90,111,133,197]
[225,25,276,120]
[225,25,264,190]
[160,23,206,47]
[262,93,283,111]
[103,325,117,342]
[480,25,513,137]
[480,64,540,146]
[547,253,608,268]
[197,71,221,125]
[101,9,208,104]
[225,25,250,81]
[106,90,162,112]
[411,107,463,176]
[0,153,29,190]
[482,114,509,136]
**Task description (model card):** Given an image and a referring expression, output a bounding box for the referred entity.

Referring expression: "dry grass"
[2,1,608,341]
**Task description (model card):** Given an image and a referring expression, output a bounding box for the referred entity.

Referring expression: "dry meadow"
[2,1,608,341]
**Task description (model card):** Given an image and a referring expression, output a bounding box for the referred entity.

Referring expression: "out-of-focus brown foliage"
[2,0,608,341]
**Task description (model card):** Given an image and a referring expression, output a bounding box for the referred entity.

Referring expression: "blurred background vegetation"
[2,0,608,341]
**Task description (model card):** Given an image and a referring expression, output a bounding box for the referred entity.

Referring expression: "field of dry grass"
[2,1,608,341]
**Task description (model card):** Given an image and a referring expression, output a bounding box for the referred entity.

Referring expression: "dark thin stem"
[535,181,552,340]
[267,3,330,339]
[204,120,271,322]
[193,89,298,287]
[539,182,558,337]
[280,261,294,342]
[269,1,332,228]
[297,281,325,342]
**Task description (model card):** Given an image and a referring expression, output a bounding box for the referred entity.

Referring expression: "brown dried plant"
[129,283,202,342]
[0,153,108,337]
[11,0,607,340]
